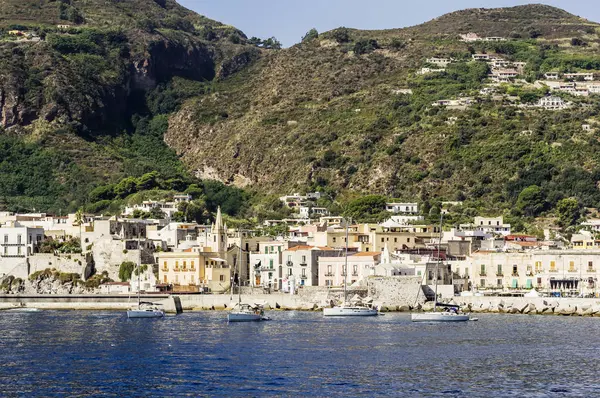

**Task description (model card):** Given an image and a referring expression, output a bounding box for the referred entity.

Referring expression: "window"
[3,235,7,244]
[569,261,575,271]
[17,246,21,255]
[220,275,225,282]
[464,268,469,277]
[480,264,486,275]
[2,247,6,255]
[497,264,502,275]
[164,275,167,283]
[589,261,594,270]
[535,261,542,271]
[353,265,358,275]
[302,269,306,277]
[301,255,306,263]
[327,265,332,275]
[512,265,517,275]
[325,280,332,286]
[191,261,195,269]
[183,261,187,269]
[550,261,556,271]
[17,235,21,245]
[480,279,486,287]
[342,265,346,276]
[394,238,397,243]
[333,237,336,243]
[163,261,168,270]
[287,255,291,262]
[288,268,293,276]
[497,279,502,287]
[269,259,273,268]
[175,261,179,269]
[28,235,32,244]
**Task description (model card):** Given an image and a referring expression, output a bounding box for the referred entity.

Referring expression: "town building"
[0,222,44,279]
[564,72,594,81]
[536,96,571,110]
[318,252,381,287]
[459,216,511,236]
[385,202,418,214]
[282,245,342,289]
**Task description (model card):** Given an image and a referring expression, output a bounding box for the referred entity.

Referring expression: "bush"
[331,27,350,43]
[302,28,319,42]
[118,261,136,282]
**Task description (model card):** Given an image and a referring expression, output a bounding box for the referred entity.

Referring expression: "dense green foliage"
[118,261,136,282]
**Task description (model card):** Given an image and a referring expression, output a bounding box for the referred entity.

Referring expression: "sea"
[0,310,599,397]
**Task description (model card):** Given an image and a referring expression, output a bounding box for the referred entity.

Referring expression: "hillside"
[165,4,600,216]
[0,0,259,213]
[2,2,600,222]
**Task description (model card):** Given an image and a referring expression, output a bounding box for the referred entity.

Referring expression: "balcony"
[162,268,168,272]
[526,272,534,277]
[496,273,504,277]
[535,269,544,274]
[352,272,359,276]
[325,272,334,277]
[568,269,578,273]
[300,263,307,267]
[286,261,293,267]
[549,269,559,273]
[300,275,308,280]
[259,266,275,272]
[587,269,597,273]
[511,273,519,277]
[479,273,487,277]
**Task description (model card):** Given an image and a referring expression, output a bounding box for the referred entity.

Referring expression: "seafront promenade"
[3,293,600,317]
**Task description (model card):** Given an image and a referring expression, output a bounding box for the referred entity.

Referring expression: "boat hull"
[323,307,379,317]
[228,312,263,322]
[411,313,470,322]
[127,310,165,318]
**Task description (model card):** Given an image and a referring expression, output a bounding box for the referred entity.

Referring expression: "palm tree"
[75,208,84,252]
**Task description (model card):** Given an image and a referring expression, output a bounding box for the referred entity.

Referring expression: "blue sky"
[178,0,600,47]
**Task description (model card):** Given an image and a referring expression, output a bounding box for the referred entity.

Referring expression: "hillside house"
[8,30,25,36]
[544,72,560,80]
[484,37,506,42]
[588,84,600,94]
[564,72,594,81]
[417,67,445,75]
[426,57,453,67]
[472,53,492,61]
[537,96,570,110]
[490,69,518,82]
[385,203,418,214]
[57,24,71,30]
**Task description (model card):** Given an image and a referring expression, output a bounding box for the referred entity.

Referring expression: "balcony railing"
[480,272,487,277]
[568,269,578,273]
[300,263,307,267]
[535,269,544,274]
[512,273,519,277]
[549,269,558,273]
[352,272,359,276]
[162,268,168,272]
[300,275,308,280]
[496,273,504,277]
[286,261,293,267]
[526,272,534,276]
[587,268,597,273]
[325,272,334,276]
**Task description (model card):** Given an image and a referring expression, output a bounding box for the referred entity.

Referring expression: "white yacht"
[228,303,269,322]
[127,302,165,319]
[228,229,270,323]
[323,220,379,317]
[411,214,470,323]
[127,237,165,319]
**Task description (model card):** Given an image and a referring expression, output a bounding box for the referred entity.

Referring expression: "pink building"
[318,252,382,287]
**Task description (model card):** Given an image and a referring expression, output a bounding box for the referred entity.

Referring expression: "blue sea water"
[1,311,600,397]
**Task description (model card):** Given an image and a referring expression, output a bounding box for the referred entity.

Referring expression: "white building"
[426,57,454,67]
[283,245,341,288]
[544,72,560,80]
[318,252,381,287]
[537,96,571,110]
[564,72,594,81]
[0,222,44,278]
[386,203,419,214]
[417,67,445,75]
[459,216,511,237]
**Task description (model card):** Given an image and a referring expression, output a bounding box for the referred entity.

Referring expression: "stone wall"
[368,276,424,307]
[29,254,87,276]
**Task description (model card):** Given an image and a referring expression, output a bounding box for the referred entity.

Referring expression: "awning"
[210,258,226,262]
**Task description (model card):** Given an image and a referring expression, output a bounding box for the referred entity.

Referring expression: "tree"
[344,195,388,222]
[556,198,581,228]
[389,38,406,51]
[114,177,137,198]
[118,261,136,282]
[136,171,160,191]
[353,39,379,55]
[148,207,166,220]
[262,37,282,49]
[571,37,585,46]
[515,185,545,217]
[302,28,319,42]
[331,27,350,43]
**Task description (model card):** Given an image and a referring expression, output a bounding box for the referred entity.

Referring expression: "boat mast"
[344,218,349,304]
[238,228,242,305]
[434,213,444,310]
[137,235,141,308]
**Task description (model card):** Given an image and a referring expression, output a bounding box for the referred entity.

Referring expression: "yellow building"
[157,247,230,293]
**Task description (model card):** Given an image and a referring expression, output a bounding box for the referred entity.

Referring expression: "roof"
[352,252,382,257]
[285,245,335,252]
[101,282,130,286]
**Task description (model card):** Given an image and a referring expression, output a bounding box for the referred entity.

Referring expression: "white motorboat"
[127,237,165,319]
[411,214,471,323]
[127,302,165,319]
[227,303,269,322]
[323,304,378,317]
[324,220,379,317]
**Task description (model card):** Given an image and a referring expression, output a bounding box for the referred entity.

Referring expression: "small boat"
[127,236,165,319]
[228,303,270,322]
[227,228,270,323]
[323,304,378,317]
[127,302,165,319]
[411,214,471,323]
[323,220,379,317]
[411,304,470,322]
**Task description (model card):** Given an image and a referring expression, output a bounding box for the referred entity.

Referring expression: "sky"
[178,0,600,47]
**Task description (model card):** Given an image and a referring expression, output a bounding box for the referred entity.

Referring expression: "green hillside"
[1,2,600,226]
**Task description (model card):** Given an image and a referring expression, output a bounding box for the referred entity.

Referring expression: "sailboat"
[228,230,269,322]
[323,219,378,317]
[411,214,470,322]
[127,237,165,319]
